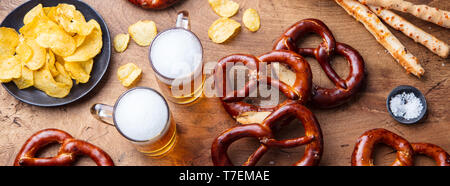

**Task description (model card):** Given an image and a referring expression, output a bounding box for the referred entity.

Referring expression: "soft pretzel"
[127,0,179,9]
[273,19,337,62]
[368,5,449,58]
[335,0,424,77]
[214,50,312,124]
[298,43,366,108]
[273,19,366,108]
[14,129,114,166]
[211,101,323,166]
[411,143,450,166]
[359,0,450,28]
[352,128,450,166]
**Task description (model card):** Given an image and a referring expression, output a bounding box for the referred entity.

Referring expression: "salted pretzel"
[14,129,114,166]
[127,0,179,9]
[211,101,323,166]
[214,50,312,124]
[352,128,450,166]
[273,19,366,108]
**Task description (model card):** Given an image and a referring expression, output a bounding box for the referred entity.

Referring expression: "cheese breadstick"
[359,0,450,28]
[368,5,449,58]
[335,0,425,77]
[335,0,424,77]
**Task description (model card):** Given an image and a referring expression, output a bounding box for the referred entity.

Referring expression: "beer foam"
[150,29,203,80]
[114,88,169,141]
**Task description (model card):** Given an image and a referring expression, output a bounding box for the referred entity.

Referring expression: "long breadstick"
[368,5,449,58]
[359,0,450,28]
[335,0,424,77]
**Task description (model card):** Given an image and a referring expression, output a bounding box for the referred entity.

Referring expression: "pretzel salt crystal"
[359,0,450,28]
[335,0,424,77]
[368,5,449,58]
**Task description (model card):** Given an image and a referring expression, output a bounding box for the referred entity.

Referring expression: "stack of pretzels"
[211,19,366,166]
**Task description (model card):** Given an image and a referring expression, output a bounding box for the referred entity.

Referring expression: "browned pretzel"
[352,128,450,166]
[127,0,179,9]
[211,101,323,166]
[214,50,312,124]
[411,143,450,166]
[274,19,366,108]
[14,129,114,166]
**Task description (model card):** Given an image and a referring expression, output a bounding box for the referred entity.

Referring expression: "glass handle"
[90,104,115,126]
[176,11,190,30]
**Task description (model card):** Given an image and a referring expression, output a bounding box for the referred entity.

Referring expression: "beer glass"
[149,11,204,104]
[91,87,177,157]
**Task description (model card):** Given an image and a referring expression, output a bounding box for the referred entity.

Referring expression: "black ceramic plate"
[386,85,427,125]
[0,0,111,107]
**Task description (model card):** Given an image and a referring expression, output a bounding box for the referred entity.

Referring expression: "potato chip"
[208,0,239,18]
[43,7,54,15]
[0,56,21,83]
[243,8,261,32]
[24,39,46,70]
[82,59,94,75]
[33,62,71,98]
[114,34,130,53]
[73,34,86,47]
[208,17,241,43]
[22,13,77,57]
[23,4,45,25]
[46,50,59,77]
[35,31,76,57]
[128,20,157,46]
[15,37,33,64]
[13,65,34,89]
[88,19,101,31]
[0,27,20,57]
[53,4,81,33]
[117,63,142,87]
[64,59,93,84]
[64,20,102,62]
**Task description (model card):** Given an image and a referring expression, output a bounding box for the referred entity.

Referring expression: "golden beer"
[149,11,204,105]
[91,87,178,157]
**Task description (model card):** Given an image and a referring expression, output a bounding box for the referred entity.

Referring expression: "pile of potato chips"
[208,0,260,44]
[0,3,103,98]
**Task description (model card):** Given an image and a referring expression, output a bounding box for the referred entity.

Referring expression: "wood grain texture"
[0,0,448,166]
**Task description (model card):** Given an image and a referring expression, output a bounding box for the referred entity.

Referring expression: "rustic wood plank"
[0,0,448,166]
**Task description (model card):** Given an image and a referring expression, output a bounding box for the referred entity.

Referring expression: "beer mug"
[149,11,204,104]
[91,87,177,157]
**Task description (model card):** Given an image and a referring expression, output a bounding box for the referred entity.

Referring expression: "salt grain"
[389,92,423,120]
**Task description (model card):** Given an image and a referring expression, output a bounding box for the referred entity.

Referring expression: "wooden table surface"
[0,0,448,166]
